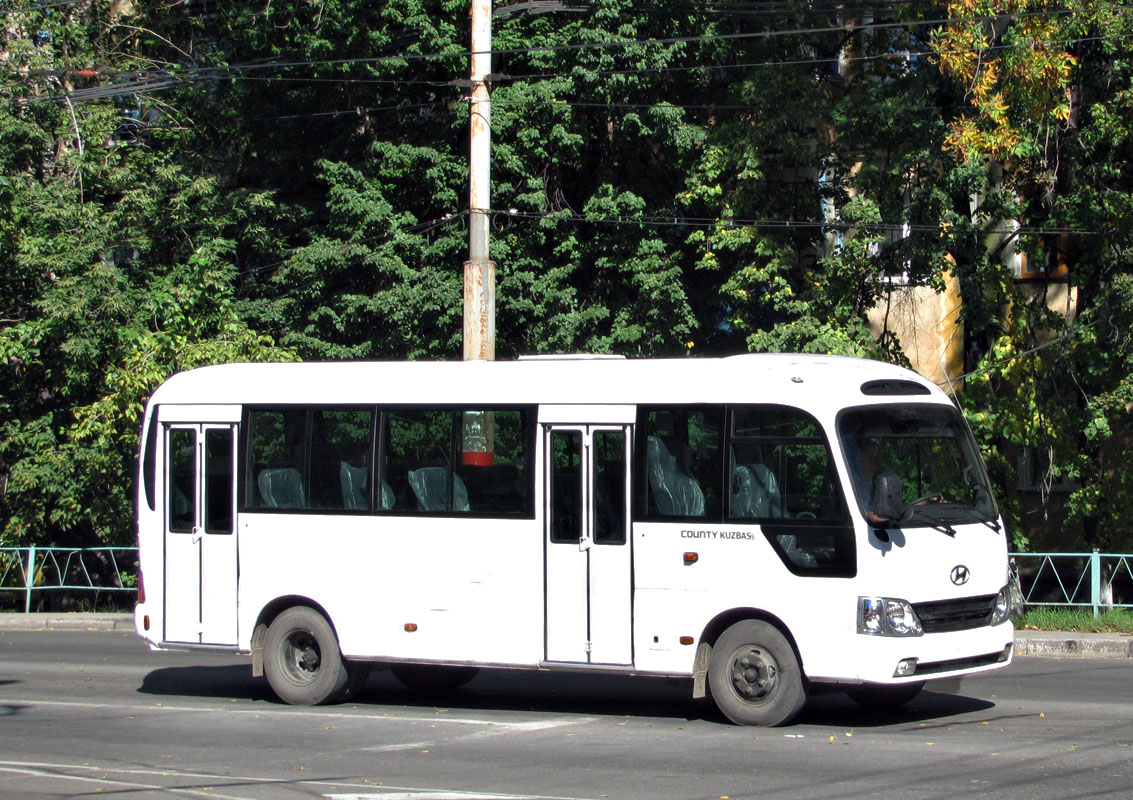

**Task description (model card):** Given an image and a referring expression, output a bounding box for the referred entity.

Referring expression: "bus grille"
[913,595,997,633]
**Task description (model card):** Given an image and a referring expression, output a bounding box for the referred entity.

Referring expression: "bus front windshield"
[838,404,998,529]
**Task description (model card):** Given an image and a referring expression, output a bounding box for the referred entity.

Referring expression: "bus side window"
[454,409,532,515]
[386,410,458,512]
[638,407,723,520]
[309,408,373,511]
[729,406,847,524]
[247,409,308,510]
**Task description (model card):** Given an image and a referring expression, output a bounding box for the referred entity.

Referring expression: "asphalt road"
[1,629,1130,800]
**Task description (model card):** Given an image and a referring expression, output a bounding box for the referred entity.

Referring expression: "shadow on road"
[137,663,996,728]
[139,664,274,702]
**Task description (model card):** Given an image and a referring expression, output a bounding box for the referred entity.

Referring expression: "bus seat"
[646,436,705,516]
[749,463,783,517]
[381,480,395,510]
[731,465,765,518]
[258,468,306,509]
[408,467,471,513]
[339,462,369,510]
[777,534,818,567]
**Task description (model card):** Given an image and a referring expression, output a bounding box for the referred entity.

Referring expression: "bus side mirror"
[873,473,904,523]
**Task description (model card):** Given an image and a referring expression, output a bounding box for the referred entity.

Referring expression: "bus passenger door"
[544,425,632,665]
[163,423,238,646]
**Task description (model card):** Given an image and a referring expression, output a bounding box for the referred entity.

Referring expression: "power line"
[939,315,1105,388]
[14,6,1088,98]
[16,25,1126,106]
[478,208,1100,239]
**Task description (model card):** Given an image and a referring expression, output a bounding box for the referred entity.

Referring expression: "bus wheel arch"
[260,602,350,705]
[697,610,808,727]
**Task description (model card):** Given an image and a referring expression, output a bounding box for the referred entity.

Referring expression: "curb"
[0,613,135,631]
[1014,630,1133,659]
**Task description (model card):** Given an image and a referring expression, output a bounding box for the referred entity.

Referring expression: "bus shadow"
[139,665,275,702]
[357,668,710,722]
[136,665,996,728]
[795,687,996,728]
[351,670,996,728]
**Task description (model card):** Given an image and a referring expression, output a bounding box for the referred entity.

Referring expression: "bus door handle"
[578,535,592,552]
[191,527,203,544]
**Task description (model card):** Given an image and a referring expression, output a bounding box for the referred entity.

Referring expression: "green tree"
[1,1,291,547]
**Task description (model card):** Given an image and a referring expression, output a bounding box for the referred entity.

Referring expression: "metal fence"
[2,546,1131,617]
[0,546,138,613]
[1011,551,1133,617]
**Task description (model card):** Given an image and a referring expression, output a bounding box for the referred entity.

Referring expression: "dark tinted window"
[550,430,582,543]
[594,430,627,544]
[455,409,532,515]
[311,409,373,511]
[168,428,196,533]
[639,406,723,520]
[729,406,846,523]
[244,406,533,517]
[246,409,308,509]
[204,429,233,534]
[386,409,460,512]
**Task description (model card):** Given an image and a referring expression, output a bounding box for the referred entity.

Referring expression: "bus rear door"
[161,409,239,646]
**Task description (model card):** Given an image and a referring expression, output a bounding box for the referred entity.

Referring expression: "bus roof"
[147,354,951,412]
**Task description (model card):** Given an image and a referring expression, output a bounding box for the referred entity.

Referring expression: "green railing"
[2,546,1131,617]
[0,546,138,613]
[1010,551,1132,617]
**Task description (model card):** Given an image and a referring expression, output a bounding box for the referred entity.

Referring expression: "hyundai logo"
[950,565,971,586]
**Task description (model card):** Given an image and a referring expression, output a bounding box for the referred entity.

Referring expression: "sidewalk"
[1,613,1130,658]
[0,612,136,632]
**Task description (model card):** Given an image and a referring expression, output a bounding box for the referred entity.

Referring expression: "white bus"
[133,354,1013,726]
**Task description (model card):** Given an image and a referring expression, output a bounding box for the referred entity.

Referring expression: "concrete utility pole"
[464,0,495,361]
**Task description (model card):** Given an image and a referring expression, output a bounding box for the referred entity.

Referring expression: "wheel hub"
[284,632,321,683]
[730,647,778,702]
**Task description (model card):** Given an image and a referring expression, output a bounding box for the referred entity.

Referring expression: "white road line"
[0,763,253,800]
[329,786,594,800]
[0,761,597,800]
[0,696,578,727]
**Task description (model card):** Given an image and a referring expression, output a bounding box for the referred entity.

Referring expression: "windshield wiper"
[898,505,956,536]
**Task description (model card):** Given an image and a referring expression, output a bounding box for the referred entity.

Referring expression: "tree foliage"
[1,1,1131,550]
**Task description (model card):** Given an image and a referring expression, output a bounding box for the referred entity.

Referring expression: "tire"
[847,681,925,709]
[391,664,480,692]
[337,661,372,702]
[707,620,807,726]
[263,607,349,705]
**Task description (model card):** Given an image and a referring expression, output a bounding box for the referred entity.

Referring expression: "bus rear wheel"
[708,620,806,726]
[264,607,349,705]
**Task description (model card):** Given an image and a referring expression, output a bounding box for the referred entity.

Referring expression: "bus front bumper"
[807,623,1015,686]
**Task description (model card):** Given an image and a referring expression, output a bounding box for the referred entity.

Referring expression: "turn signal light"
[404,623,418,632]
[683,552,698,565]
[679,636,694,645]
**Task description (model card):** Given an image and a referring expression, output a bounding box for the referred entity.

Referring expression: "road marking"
[0,696,592,728]
[0,761,253,800]
[324,788,593,793]
[0,760,597,800]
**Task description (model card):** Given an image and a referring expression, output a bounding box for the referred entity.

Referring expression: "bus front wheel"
[264,606,349,705]
[708,620,807,726]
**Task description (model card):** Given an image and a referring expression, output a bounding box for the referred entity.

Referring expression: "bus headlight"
[857,597,923,637]
[990,585,1011,626]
